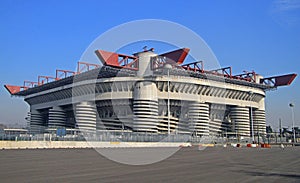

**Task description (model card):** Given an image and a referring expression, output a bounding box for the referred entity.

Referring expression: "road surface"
[0,146,299,182]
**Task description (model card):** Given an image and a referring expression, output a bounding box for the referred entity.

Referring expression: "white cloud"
[270,0,300,27]
[273,0,300,12]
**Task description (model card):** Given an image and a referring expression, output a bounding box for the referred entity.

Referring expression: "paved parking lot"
[0,146,299,182]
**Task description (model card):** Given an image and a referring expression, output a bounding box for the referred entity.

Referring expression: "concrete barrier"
[0,141,191,149]
[261,144,271,148]
[200,144,215,147]
[246,144,258,148]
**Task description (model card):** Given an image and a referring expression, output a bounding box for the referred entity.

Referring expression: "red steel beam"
[38,76,57,86]
[77,62,100,74]
[151,48,190,70]
[261,73,297,87]
[95,50,138,70]
[206,67,232,78]
[4,85,28,95]
[4,48,297,96]
[233,71,256,83]
[158,48,190,65]
[181,61,204,73]
[24,80,38,88]
[56,69,76,80]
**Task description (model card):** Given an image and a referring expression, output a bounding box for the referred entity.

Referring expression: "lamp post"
[164,64,172,135]
[248,91,254,143]
[289,103,296,145]
[279,118,282,144]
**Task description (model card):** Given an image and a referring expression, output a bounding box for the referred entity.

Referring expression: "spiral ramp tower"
[230,106,250,137]
[29,110,45,134]
[253,109,266,136]
[133,81,159,132]
[188,102,210,136]
[132,51,160,133]
[47,107,66,130]
[25,112,31,131]
[75,102,97,132]
[208,119,223,136]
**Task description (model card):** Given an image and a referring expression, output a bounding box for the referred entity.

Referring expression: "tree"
[266,125,273,133]
[0,123,8,129]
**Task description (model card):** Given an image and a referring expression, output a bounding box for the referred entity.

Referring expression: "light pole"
[164,64,172,135]
[249,91,254,143]
[289,103,296,145]
[279,118,282,144]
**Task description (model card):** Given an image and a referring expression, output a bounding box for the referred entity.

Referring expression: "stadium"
[4,47,296,141]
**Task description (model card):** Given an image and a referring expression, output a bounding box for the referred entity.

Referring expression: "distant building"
[2,128,28,136]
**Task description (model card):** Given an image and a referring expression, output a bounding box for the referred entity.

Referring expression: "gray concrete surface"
[0,147,299,182]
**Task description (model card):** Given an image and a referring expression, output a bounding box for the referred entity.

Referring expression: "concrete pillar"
[188,102,210,136]
[75,102,97,132]
[253,96,266,136]
[133,81,159,132]
[48,106,66,129]
[230,106,250,137]
[29,109,45,134]
[253,109,266,136]
[135,51,157,77]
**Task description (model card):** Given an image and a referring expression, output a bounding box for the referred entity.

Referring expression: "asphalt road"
[0,146,299,182]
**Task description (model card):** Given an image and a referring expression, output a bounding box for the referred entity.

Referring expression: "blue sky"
[0,0,299,130]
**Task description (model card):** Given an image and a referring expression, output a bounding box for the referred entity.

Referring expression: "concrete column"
[133,81,159,132]
[135,51,157,77]
[48,106,66,129]
[188,102,210,136]
[75,102,97,132]
[230,106,250,137]
[253,109,266,136]
[29,109,45,134]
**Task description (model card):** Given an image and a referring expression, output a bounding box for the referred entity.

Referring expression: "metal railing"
[0,131,298,144]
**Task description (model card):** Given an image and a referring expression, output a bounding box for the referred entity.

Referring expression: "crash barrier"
[231,143,241,147]
[261,144,271,148]
[246,144,258,148]
[0,141,192,149]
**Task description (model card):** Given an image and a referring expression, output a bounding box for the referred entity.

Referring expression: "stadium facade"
[5,48,296,139]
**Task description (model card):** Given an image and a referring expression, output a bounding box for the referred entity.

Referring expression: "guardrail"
[0,132,298,144]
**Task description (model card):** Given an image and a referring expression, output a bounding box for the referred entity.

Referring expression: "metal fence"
[0,131,298,144]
